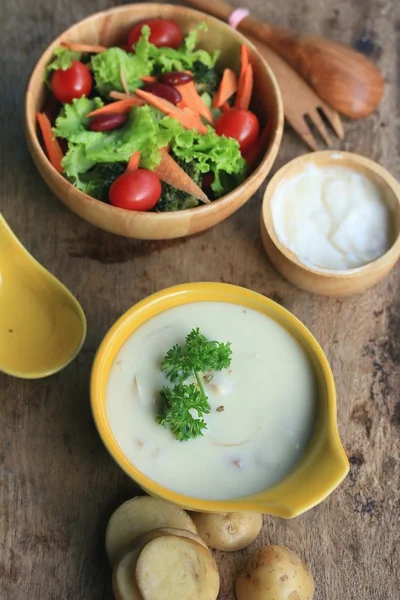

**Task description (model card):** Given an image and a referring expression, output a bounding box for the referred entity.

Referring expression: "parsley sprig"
[156,328,232,441]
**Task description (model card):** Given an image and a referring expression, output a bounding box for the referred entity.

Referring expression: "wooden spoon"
[249,38,344,150]
[0,213,86,378]
[185,0,384,118]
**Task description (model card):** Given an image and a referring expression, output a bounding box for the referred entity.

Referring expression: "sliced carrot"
[86,98,143,118]
[141,75,157,83]
[61,41,107,53]
[235,63,253,110]
[36,112,64,173]
[109,91,143,102]
[221,101,231,112]
[239,44,250,83]
[135,89,207,134]
[154,149,210,204]
[213,69,238,108]
[175,80,214,124]
[127,151,140,172]
[244,124,270,170]
[176,100,187,110]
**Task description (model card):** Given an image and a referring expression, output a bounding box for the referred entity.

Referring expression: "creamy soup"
[106,302,317,500]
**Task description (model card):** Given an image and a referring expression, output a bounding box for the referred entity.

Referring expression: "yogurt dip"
[271,164,393,271]
[106,301,317,500]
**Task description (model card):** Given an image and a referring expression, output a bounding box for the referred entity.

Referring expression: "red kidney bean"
[159,71,193,86]
[89,113,128,132]
[142,82,182,105]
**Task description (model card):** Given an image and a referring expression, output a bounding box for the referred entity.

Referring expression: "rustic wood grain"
[0,0,399,599]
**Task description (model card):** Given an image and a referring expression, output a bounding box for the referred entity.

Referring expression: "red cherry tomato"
[215,109,260,154]
[51,61,92,104]
[127,19,183,49]
[109,170,162,211]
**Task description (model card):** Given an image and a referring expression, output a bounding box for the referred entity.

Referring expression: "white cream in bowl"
[270,164,394,271]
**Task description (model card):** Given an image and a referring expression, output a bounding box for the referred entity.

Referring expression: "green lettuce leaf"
[170,128,246,195]
[83,105,159,168]
[62,144,96,186]
[58,105,185,196]
[45,47,81,75]
[91,47,151,96]
[44,46,82,85]
[53,96,103,143]
[134,24,219,75]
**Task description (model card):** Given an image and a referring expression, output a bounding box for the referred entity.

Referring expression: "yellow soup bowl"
[91,283,349,517]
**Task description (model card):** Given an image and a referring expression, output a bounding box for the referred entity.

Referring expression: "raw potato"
[113,528,211,600]
[106,496,197,566]
[158,527,209,550]
[191,511,263,551]
[235,545,315,600]
[136,536,220,600]
[113,545,143,600]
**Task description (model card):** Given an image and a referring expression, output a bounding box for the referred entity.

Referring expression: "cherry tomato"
[51,61,92,104]
[215,109,260,154]
[109,170,162,211]
[127,19,183,49]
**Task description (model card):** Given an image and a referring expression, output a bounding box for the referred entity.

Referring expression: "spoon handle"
[186,0,384,118]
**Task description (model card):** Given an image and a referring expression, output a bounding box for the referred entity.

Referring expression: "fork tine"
[307,109,332,147]
[318,104,344,139]
[288,117,318,151]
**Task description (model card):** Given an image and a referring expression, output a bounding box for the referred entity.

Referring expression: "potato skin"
[235,545,314,600]
[191,512,263,551]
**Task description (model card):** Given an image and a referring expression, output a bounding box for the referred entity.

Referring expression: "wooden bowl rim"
[261,150,400,280]
[25,3,284,224]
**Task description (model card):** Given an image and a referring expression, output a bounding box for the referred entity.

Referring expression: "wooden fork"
[249,36,344,150]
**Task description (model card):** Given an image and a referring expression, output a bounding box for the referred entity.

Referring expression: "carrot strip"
[176,80,214,124]
[213,69,238,108]
[244,124,270,169]
[154,149,210,204]
[176,100,187,110]
[86,98,143,117]
[135,89,207,134]
[120,67,130,95]
[36,113,63,173]
[239,44,250,83]
[109,91,143,102]
[127,151,140,171]
[61,41,107,53]
[221,101,231,112]
[235,64,253,110]
[141,75,157,83]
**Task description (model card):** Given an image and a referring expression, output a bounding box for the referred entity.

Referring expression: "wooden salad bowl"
[25,3,284,240]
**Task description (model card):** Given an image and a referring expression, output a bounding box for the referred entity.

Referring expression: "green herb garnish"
[156,328,232,441]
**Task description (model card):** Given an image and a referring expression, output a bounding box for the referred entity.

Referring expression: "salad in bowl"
[38,19,267,212]
[26,4,283,238]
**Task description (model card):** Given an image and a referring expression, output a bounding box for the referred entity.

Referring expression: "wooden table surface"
[1,0,399,598]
